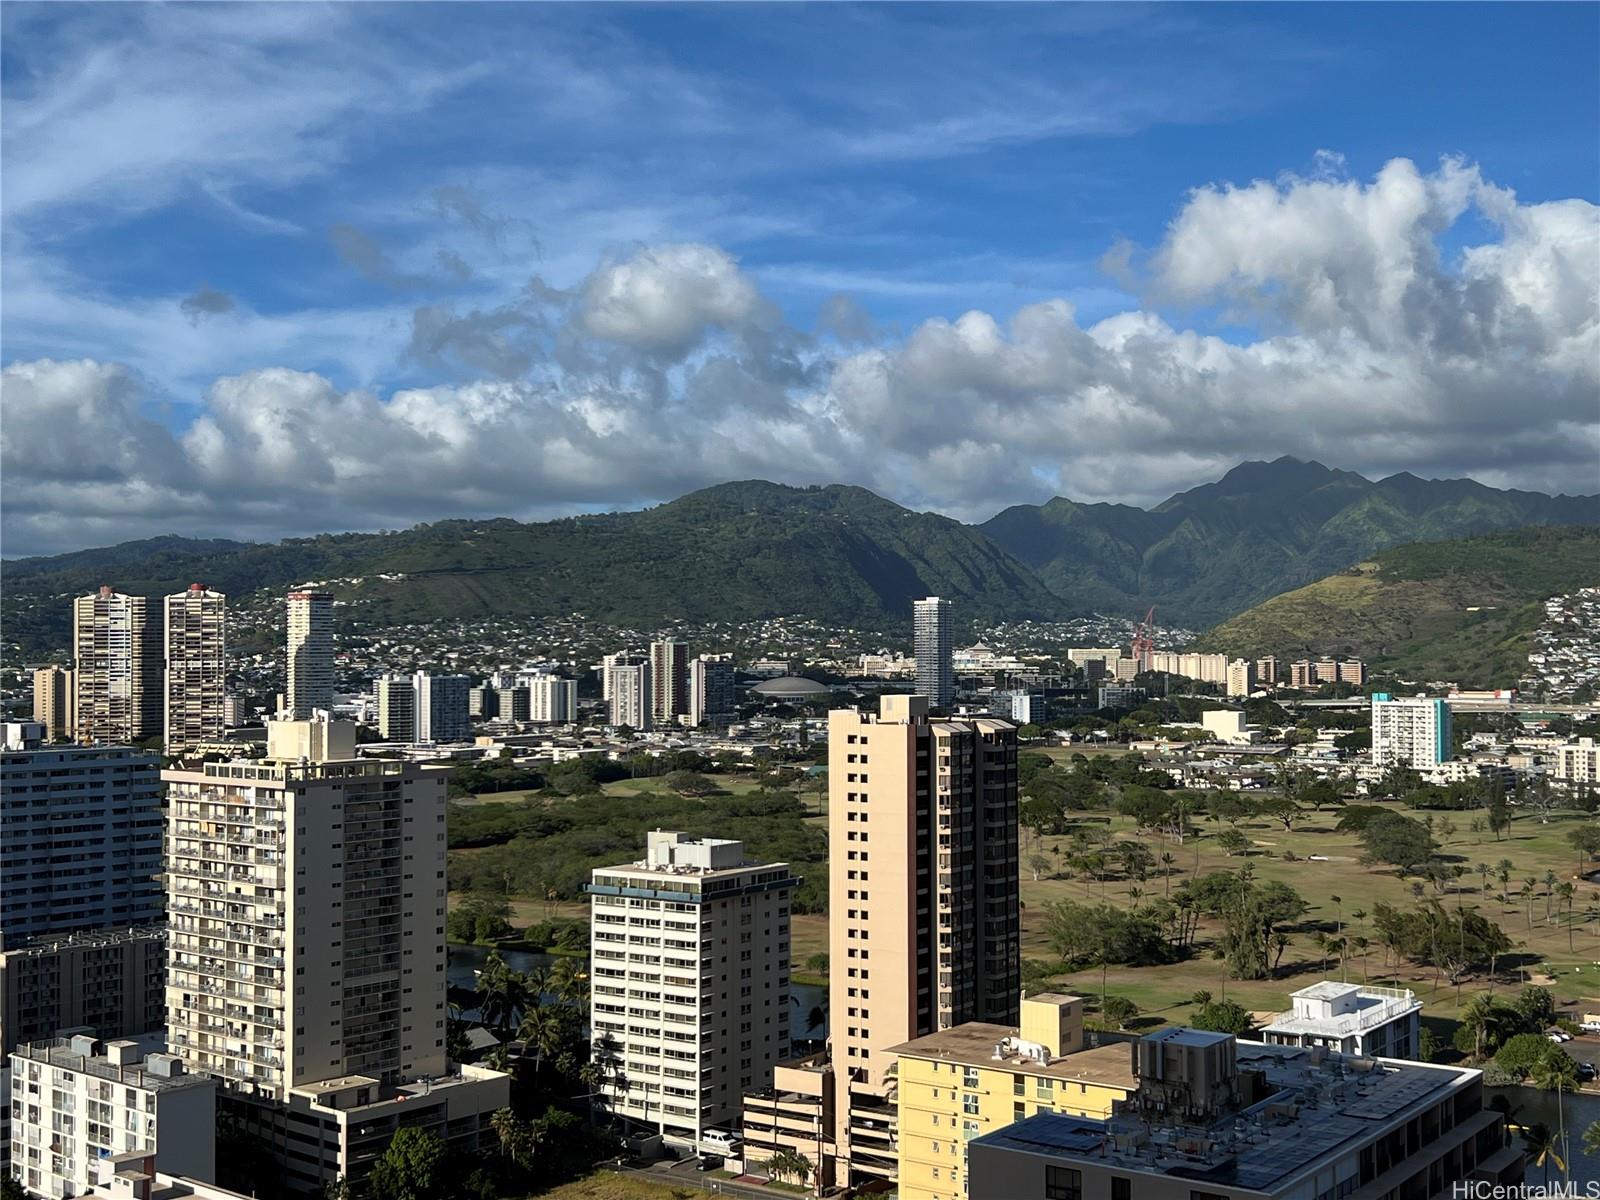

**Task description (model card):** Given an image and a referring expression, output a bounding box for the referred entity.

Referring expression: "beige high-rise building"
[73,588,161,744]
[588,833,795,1150]
[1225,657,1256,698]
[164,585,227,750]
[826,695,1019,1186]
[162,715,506,1193]
[30,666,74,741]
[284,591,334,718]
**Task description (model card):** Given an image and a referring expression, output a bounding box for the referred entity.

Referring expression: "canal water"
[446,943,829,1037]
[1492,1086,1600,1185]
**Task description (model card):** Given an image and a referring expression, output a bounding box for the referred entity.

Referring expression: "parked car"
[701,1129,742,1156]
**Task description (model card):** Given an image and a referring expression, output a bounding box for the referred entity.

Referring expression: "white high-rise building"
[527,675,576,724]
[1371,693,1453,769]
[588,832,794,1148]
[607,658,652,730]
[913,597,954,710]
[162,718,507,1192]
[599,652,631,700]
[375,674,416,741]
[414,672,471,743]
[284,592,334,718]
[164,585,227,750]
[689,654,736,727]
[7,1034,216,1199]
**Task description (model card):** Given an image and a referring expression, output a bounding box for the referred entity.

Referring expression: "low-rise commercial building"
[968,1030,1522,1200]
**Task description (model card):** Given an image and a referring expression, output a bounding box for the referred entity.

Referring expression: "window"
[1014,1102,1025,1122]
[1112,1181,1131,1200]
[963,1066,979,1089]
[962,1093,979,1115]
[1045,1166,1082,1200]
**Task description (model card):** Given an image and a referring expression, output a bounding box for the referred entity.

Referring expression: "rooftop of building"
[971,1040,1481,1192]
[888,1026,1137,1090]
[290,1064,507,1114]
[1261,983,1421,1039]
[750,676,832,697]
[0,924,167,958]
[11,1035,211,1094]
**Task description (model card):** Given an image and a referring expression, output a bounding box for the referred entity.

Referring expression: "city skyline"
[1,5,1596,554]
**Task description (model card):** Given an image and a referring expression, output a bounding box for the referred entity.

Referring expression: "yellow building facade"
[891,995,1136,1200]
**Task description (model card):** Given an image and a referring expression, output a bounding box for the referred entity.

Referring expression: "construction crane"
[1130,606,1156,673]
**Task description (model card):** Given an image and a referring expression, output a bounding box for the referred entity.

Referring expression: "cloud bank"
[3,158,1596,555]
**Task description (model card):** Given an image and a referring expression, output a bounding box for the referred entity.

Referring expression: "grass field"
[449,759,1600,1031]
[521,1173,692,1200]
[1020,801,1600,1023]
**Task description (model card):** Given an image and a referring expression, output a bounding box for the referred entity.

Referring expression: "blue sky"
[2,3,1597,554]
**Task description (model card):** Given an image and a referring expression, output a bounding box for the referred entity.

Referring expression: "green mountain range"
[980,457,1599,627]
[4,461,1595,661]
[2,482,1066,656]
[1200,526,1600,686]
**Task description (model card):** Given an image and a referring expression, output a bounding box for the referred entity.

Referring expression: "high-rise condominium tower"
[375,674,416,741]
[827,694,1019,1185]
[607,657,652,730]
[162,716,507,1192]
[414,672,471,743]
[1371,693,1453,769]
[527,674,576,724]
[588,833,794,1148]
[164,584,227,750]
[30,666,74,741]
[284,591,334,718]
[1,722,164,943]
[913,597,954,710]
[689,654,736,728]
[650,638,690,725]
[73,587,161,744]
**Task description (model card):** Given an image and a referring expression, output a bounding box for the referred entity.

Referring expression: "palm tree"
[1160,852,1176,899]
[1330,894,1343,939]
[477,950,523,1037]
[519,1003,576,1071]
[1497,861,1513,904]
[1525,1123,1562,1186]
[1477,863,1492,897]
[1524,879,1539,931]
[1558,882,1578,952]
[1544,870,1559,923]
[1460,995,1506,1060]
[1582,1119,1600,1157]
[490,1107,527,1163]
[1353,935,1371,983]
[1127,885,1143,911]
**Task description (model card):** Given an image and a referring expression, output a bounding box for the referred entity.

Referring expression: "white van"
[701,1129,742,1156]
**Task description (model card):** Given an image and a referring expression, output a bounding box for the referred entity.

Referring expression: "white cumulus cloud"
[2,157,1596,556]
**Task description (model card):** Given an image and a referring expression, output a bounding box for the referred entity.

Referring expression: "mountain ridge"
[978,456,1599,625]
[4,460,1595,660]
[1197,526,1600,686]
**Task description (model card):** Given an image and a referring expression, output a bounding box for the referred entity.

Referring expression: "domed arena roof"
[750,675,832,698]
